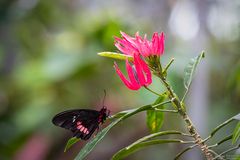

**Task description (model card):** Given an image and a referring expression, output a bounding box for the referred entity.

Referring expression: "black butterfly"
[52,106,110,140]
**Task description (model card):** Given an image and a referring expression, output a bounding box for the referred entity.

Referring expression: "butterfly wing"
[52,109,100,140]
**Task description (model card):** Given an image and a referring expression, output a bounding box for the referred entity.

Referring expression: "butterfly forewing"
[52,109,100,140]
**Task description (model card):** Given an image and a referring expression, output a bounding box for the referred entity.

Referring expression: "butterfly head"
[98,106,110,124]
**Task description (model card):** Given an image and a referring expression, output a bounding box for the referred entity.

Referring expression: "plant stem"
[157,73,213,160]
[153,108,178,113]
[162,58,175,74]
[144,86,163,97]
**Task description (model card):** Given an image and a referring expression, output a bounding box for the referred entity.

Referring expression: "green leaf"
[206,113,240,143]
[184,51,205,89]
[74,101,171,160]
[127,130,191,149]
[146,111,164,133]
[182,51,205,101]
[74,119,121,160]
[98,52,133,61]
[112,139,188,160]
[232,122,240,144]
[64,137,80,152]
[216,144,240,159]
[146,95,166,133]
[174,144,198,160]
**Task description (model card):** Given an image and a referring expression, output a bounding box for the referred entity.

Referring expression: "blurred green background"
[0,0,239,160]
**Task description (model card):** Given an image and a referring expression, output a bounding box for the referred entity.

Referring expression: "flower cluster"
[115,31,164,57]
[114,31,165,90]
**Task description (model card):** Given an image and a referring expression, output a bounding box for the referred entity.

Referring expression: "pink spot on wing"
[80,127,85,132]
[76,121,89,134]
[77,125,83,130]
[83,128,88,134]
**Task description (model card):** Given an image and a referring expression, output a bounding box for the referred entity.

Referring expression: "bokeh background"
[0,0,239,160]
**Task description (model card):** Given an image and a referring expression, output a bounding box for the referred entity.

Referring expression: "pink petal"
[114,62,140,90]
[151,32,159,54]
[133,53,146,85]
[142,40,151,57]
[115,37,138,55]
[114,42,131,55]
[125,60,141,89]
[120,31,136,44]
[137,55,152,85]
[120,32,141,53]
[114,31,165,57]
[159,32,165,55]
[135,34,146,56]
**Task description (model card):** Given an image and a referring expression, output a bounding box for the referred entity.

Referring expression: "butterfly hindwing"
[52,109,100,140]
[73,117,99,140]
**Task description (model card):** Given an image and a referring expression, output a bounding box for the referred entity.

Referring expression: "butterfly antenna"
[102,89,107,108]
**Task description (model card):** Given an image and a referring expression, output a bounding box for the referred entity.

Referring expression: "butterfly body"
[52,107,110,140]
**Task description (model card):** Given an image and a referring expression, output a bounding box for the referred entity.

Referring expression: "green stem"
[109,100,171,120]
[155,69,213,160]
[162,58,175,74]
[181,88,188,102]
[153,108,178,113]
[144,86,163,97]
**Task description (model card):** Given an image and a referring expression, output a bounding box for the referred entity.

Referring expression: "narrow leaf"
[74,101,171,160]
[74,119,121,160]
[205,113,240,143]
[213,144,240,160]
[184,51,205,90]
[217,134,233,146]
[232,122,240,144]
[98,52,133,61]
[174,144,198,160]
[64,137,80,152]
[182,51,205,101]
[112,139,190,160]
[128,130,191,149]
[146,95,166,133]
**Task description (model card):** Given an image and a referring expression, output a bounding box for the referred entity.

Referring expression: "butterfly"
[52,106,110,140]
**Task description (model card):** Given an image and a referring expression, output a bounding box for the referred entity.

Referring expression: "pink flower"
[115,31,165,57]
[114,53,152,90]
